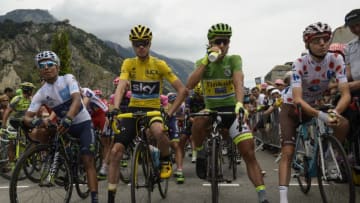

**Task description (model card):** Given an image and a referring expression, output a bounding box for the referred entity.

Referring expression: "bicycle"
[291,105,355,203]
[0,118,31,180]
[190,110,239,203]
[9,124,90,203]
[113,110,168,203]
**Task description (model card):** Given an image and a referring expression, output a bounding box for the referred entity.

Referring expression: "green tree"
[51,30,71,75]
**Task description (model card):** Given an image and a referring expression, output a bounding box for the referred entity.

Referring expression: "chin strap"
[309,49,326,60]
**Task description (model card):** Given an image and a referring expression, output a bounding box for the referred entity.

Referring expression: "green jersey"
[9,95,31,118]
[195,55,242,109]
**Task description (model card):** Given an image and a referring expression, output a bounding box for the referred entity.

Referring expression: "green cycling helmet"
[207,23,232,40]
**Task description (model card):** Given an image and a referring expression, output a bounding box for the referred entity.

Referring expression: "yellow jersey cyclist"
[187,23,269,203]
[107,25,188,203]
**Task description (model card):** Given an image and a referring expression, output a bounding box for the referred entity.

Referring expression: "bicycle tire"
[119,146,133,184]
[211,140,219,203]
[9,144,73,203]
[94,132,103,172]
[75,161,90,198]
[228,142,238,180]
[294,134,311,194]
[131,143,151,203]
[157,160,169,198]
[317,135,355,203]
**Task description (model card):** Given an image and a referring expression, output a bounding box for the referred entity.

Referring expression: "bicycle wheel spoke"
[9,145,73,203]
[131,144,151,203]
[317,135,355,203]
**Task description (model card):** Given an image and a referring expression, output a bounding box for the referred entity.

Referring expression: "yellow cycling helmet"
[129,25,152,41]
[194,83,203,95]
[20,82,36,93]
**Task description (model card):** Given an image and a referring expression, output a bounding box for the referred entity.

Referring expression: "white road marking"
[202,183,239,187]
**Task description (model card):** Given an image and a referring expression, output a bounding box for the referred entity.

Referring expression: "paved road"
[1,148,359,203]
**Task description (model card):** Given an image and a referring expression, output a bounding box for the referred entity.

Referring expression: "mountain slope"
[0,9,194,95]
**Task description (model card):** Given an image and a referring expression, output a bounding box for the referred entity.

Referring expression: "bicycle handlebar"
[112,110,162,134]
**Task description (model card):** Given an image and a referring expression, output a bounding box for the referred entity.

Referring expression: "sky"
[0,0,359,86]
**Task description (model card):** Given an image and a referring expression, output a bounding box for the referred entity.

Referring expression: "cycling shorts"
[68,120,96,156]
[114,107,164,148]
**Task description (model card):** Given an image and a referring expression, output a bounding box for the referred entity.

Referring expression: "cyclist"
[1,82,35,169]
[184,83,205,163]
[278,22,350,203]
[167,92,186,183]
[23,51,99,203]
[81,87,110,179]
[107,25,188,203]
[186,23,268,203]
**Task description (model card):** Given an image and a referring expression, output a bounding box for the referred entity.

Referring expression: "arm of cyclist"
[233,70,249,120]
[113,79,128,112]
[1,106,12,129]
[167,79,188,116]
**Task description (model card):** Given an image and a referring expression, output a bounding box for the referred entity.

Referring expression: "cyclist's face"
[308,34,330,56]
[210,37,230,56]
[132,40,151,59]
[38,60,59,83]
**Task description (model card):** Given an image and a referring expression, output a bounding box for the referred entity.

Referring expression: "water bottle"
[208,50,221,62]
[149,145,160,168]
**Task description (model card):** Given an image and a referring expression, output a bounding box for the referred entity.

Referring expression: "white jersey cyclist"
[28,74,90,124]
[283,52,347,105]
[81,87,108,113]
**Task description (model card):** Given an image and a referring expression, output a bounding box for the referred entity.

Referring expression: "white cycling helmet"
[303,22,332,43]
[34,51,60,68]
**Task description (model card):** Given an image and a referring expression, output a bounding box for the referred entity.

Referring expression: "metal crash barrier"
[249,108,281,149]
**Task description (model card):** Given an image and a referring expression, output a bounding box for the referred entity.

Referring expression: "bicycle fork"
[318,135,342,181]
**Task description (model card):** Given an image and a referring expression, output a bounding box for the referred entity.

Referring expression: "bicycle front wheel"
[9,144,73,203]
[294,134,311,194]
[131,144,151,203]
[317,135,355,203]
[210,140,219,203]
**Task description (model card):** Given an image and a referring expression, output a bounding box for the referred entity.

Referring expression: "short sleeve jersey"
[195,55,242,109]
[345,37,360,81]
[28,74,90,124]
[119,56,178,109]
[283,53,347,105]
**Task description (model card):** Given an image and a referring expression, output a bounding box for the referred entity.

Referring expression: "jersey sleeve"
[291,58,303,88]
[119,59,132,80]
[9,96,21,109]
[333,55,348,84]
[28,90,43,113]
[64,74,80,95]
[158,60,178,84]
[229,55,242,72]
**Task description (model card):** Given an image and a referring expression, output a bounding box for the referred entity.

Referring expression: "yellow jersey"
[119,56,178,108]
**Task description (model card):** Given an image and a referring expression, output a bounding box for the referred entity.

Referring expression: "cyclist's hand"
[327,109,340,126]
[30,117,44,128]
[111,108,120,117]
[317,111,338,126]
[58,116,72,134]
[235,102,249,119]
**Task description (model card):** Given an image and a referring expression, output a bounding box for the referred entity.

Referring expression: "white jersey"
[28,74,90,124]
[283,53,347,105]
[81,87,108,113]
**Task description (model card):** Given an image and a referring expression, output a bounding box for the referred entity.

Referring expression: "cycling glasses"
[310,35,331,45]
[132,40,150,47]
[212,38,230,45]
[38,61,57,69]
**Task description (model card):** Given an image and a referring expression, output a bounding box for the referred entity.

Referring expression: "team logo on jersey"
[131,81,160,96]
[224,68,232,77]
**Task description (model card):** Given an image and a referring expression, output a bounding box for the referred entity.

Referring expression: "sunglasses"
[39,61,57,69]
[132,40,150,47]
[310,35,331,44]
[212,38,230,45]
